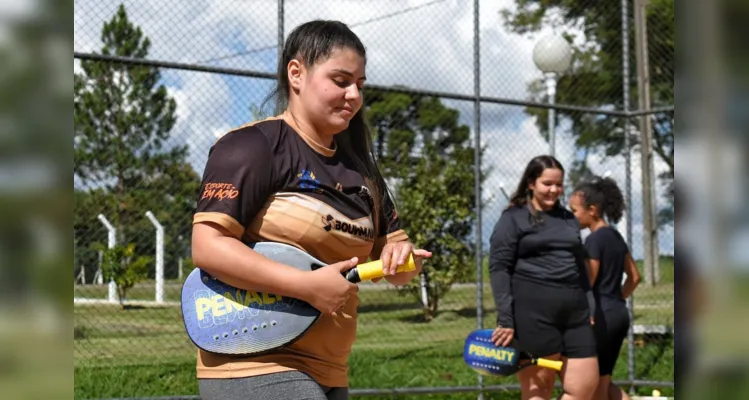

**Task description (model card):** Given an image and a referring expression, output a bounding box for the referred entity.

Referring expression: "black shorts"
[594,301,630,375]
[512,277,597,359]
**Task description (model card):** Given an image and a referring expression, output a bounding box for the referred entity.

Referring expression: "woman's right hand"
[491,326,515,347]
[304,257,360,314]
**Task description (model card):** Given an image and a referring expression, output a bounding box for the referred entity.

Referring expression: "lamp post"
[533,34,572,157]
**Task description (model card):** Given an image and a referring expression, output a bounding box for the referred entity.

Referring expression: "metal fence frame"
[74,0,673,397]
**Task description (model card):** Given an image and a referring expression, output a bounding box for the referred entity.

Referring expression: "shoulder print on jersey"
[200,182,239,201]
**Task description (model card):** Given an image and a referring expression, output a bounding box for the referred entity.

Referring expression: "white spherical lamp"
[532,34,572,73]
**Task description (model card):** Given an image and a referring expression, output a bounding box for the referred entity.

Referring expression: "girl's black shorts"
[512,277,597,359]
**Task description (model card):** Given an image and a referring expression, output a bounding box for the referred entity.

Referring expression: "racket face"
[181,242,323,355]
[463,329,520,376]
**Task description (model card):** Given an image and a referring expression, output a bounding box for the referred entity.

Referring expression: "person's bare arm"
[191,222,312,299]
[621,252,642,299]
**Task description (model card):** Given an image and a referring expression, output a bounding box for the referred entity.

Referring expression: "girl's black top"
[585,226,629,309]
[489,204,588,328]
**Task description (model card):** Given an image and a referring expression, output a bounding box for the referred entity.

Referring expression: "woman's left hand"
[374,241,432,283]
[372,241,432,286]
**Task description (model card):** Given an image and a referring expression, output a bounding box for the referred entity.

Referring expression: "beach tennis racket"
[463,329,564,376]
[181,241,415,355]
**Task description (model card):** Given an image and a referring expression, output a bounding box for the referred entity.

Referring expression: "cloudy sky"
[74,0,674,259]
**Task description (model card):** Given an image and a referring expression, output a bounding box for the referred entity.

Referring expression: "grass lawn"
[75,259,675,399]
[75,340,673,400]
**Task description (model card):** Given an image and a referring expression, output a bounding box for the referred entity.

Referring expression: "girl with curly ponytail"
[569,176,642,400]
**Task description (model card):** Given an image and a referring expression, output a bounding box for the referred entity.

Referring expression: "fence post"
[96,214,118,303]
[625,119,636,394]
[146,211,165,304]
[635,0,660,287]
[621,0,636,393]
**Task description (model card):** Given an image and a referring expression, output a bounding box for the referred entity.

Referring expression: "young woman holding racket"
[191,20,431,400]
[569,176,641,400]
[489,155,599,400]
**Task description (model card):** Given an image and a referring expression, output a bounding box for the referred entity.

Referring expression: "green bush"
[96,243,151,308]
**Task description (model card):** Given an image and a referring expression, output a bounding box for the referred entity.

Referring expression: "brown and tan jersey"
[192,115,407,387]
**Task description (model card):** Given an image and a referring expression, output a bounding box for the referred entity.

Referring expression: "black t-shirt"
[585,226,629,309]
[489,204,587,327]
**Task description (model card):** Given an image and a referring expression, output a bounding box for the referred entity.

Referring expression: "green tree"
[97,243,151,308]
[74,5,200,281]
[502,0,674,223]
[365,89,485,321]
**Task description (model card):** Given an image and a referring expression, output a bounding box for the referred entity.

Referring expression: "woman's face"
[569,192,593,229]
[528,167,563,211]
[294,47,366,136]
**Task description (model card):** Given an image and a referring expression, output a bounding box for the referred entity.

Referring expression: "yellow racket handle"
[536,358,564,371]
[354,253,416,281]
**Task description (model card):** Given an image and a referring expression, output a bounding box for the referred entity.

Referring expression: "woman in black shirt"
[569,176,641,400]
[489,155,599,400]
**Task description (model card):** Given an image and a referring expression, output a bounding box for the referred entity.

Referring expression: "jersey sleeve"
[489,209,520,328]
[370,193,409,259]
[192,128,276,239]
[584,230,604,260]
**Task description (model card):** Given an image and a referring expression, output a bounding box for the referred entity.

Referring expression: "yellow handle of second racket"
[536,358,564,372]
[346,253,416,282]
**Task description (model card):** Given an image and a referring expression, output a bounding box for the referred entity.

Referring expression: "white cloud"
[74,0,253,174]
[74,0,279,67]
[166,72,234,174]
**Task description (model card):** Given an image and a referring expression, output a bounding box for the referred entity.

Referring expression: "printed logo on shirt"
[297,169,321,191]
[321,214,374,240]
[201,183,239,201]
[358,185,371,199]
[356,185,374,208]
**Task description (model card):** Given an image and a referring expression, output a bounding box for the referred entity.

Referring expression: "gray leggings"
[198,370,348,400]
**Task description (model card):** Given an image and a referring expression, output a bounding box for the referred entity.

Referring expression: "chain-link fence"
[74,0,674,399]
